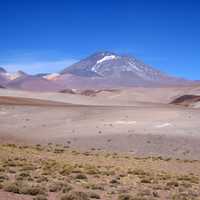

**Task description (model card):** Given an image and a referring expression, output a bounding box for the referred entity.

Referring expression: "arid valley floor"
[0,86,200,200]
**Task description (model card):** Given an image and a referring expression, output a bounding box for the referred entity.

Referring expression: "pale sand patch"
[115,120,137,125]
[193,102,200,108]
[155,123,172,128]
[0,111,7,115]
[104,120,137,125]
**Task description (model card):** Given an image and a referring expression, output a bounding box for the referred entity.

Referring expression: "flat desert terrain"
[0,87,200,159]
[0,86,200,200]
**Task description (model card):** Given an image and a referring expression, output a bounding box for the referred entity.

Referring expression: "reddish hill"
[0,96,71,106]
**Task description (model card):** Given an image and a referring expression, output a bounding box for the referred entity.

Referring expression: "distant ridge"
[0,51,194,91]
[58,51,189,89]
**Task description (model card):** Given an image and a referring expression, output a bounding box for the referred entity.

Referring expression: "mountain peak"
[61,51,162,79]
[0,67,6,73]
[59,51,187,88]
[92,51,118,56]
[90,51,120,61]
[0,70,28,81]
[15,70,27,76]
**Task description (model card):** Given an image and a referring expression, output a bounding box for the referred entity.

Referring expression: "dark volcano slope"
[171,95,200,106]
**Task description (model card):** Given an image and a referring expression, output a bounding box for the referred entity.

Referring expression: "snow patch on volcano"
[96,55,118,64]
[91,55,119,73]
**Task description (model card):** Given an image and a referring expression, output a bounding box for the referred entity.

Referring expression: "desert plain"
[0,86,200,200]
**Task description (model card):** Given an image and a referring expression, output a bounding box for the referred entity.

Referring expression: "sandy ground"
[0,87,200,159]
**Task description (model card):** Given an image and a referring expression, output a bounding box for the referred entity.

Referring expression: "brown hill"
[0,96,72,107]
[171,95,200,107]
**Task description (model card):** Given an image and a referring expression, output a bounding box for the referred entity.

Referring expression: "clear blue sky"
[0,0,199,79]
